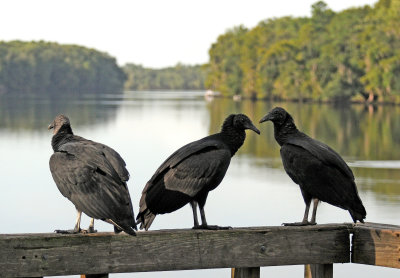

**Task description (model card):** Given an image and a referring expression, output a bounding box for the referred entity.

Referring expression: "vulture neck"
[52,125,74,151]
[274,119,298,146]
[220,124,246,156]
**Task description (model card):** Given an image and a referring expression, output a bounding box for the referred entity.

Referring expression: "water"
[1,91,399,277]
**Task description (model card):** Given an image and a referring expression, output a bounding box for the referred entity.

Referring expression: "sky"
[0,0,377,68]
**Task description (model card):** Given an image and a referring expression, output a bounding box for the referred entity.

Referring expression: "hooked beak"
[245,122,260,135]
[48,122,54,130]
[259,113,272,124]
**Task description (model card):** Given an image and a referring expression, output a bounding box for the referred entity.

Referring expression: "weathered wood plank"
[0,224,351,277]
[231,267,260,278]
[352,222,400,268]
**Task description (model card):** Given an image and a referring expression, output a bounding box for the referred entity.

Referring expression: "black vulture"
[137,114,260,230]
[260,107,366,225]
[48,114,137,235]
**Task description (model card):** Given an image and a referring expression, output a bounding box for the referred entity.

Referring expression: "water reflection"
[1,91,399,277]
[0,94,121,134]
[206,99,400,160]
[205,98,400,202]
[1,92,400,203]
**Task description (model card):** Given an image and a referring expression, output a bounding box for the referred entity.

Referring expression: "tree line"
[206,0,400,102]
[123,63,206,91]
[0,40,207,95]
[2,0,399,102]
[0,41,126,95]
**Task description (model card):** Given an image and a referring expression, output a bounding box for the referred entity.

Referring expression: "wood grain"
[0,224,351,277]
[352,222,400,268]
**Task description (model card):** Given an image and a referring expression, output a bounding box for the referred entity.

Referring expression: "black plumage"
[48,114,136,235]
[260,107,366,225]
[137,114,260,230]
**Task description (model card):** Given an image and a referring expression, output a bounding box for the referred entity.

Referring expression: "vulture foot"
[192,224,232,230]
[282,221,316,226]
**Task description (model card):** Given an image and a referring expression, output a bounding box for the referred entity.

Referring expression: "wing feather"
[287,134,354,180]
[138,140,231,218]
[281,144,361,210]
[49,141,134,225]
[147,136,225,184]
[164,149,231,196]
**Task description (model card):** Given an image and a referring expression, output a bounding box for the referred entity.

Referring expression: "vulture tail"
[109,219,137,236]
[349,201,367,223]
[136,209,156,231]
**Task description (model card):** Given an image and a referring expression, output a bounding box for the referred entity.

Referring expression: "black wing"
[49,141,135,229]
[287,133,354,180]
[74,136,130,181]
[139,139,231,216]
[163,148,231,196]
[147,136,226,184]
[280,143,365,218]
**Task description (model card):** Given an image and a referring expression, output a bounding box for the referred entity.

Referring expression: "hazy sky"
[0,0,377,68]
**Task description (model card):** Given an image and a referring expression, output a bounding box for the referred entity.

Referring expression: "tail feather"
[349,202,367,223]
[107,219,137,236]
[119,225,137,236]
[137,190,157,230]
[136,209,156,231]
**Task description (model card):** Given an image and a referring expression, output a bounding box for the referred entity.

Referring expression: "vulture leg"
[190,201,200,228]
[55,210,82,234]
[86,218,97,233]
[283,199,316,226]
[74,210,82,232]
[192,205,231,230]
[310,199,319,225]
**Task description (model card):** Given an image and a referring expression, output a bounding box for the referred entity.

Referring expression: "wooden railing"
[1,222,399,278]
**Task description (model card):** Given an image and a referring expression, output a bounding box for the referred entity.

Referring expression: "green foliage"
[123,63,207,91]
[0,41,126,95]
[206,0,400,102]
[206,26,248,96]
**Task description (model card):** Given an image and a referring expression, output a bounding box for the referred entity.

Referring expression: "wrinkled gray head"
[48,114,71,135]
[259,107,294,127]
[223,114,260,134]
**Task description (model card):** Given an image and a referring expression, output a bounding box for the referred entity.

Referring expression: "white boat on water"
[204,90,221,101]
[205,89,220,96]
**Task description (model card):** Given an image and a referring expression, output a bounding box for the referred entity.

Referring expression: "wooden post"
[231,267,260,278]
[352,222,400,268]
[304,264,333,278]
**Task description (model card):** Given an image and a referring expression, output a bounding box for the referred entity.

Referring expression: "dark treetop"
[48,114,136,235]
[137,114,260,230]
[260,107,366,225]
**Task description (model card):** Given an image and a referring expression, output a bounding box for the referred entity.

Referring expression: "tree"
[0,41,125,95]
[205,0,400,102]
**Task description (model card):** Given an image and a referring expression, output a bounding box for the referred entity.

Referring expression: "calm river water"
[1,91,399,277]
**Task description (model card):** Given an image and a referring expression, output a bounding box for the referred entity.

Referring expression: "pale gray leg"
[190,201,200,228]
[199,205,208,227]
[87,218,97,233]
[310,199,319,224]
[191,206,231,230]
[55,209,82,234]
[302,202,311,223]
[74,210,82,233]
[283,201,316,226]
